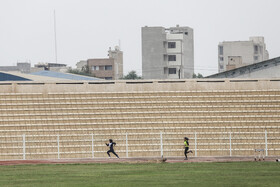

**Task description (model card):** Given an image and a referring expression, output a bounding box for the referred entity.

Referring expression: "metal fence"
[1,130,279,160]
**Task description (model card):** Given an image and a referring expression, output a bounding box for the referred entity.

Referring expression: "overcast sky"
[0,0,279,76]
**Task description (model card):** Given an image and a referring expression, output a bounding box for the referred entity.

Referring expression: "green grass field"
[0,162,279,187]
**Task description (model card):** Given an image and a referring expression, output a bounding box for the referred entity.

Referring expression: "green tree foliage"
[122,71,142,80]
[192,73,204,78]
[67,65,94,77]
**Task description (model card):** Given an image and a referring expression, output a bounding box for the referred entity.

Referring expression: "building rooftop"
[207,56,280,78]
[0,71,31,81]
[30,71,100,81]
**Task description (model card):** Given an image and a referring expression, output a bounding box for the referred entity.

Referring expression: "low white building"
[218,37,269,72]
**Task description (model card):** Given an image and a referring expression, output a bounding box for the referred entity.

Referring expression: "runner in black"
[105,139,119,158]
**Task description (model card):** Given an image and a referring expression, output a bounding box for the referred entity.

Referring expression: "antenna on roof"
[54,10,58,64]
[118,39,121,50]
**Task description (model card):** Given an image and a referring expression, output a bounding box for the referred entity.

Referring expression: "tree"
[197,73,203,78]
[81,64,90,74]
[192,73,204,78]
[122,71,142,80]
[67,65,95,77]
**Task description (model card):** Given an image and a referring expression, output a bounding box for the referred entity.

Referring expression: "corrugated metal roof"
[0,72,31,81]
[206,56,280,78]
[30,71,100,81]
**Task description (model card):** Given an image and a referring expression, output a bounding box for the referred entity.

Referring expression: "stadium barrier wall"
[0,78,280,159]
[0,78,280,94]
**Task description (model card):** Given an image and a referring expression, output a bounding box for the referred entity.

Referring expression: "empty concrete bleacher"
[0,82,280,159]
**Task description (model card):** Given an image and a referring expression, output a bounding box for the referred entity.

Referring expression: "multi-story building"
[218,37,269,72]
[142,25,194,79]
[108,46,123,79]
[87,46,123,80]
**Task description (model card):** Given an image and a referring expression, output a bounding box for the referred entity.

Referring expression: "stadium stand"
[0,79,280,159]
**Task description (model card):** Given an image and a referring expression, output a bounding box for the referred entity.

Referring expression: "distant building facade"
[32,63,68,73]
[87,46,123,80]
[0,62,31,73]
[142,25,194,79]
[218,37,269,73]
[108,46,123,80]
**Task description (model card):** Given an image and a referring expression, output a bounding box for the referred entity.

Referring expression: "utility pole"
[54,10,58,63]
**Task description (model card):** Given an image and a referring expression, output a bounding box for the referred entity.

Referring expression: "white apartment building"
[142,25,194,79]
[218,37,269,72]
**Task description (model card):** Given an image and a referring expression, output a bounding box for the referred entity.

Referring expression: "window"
[164,67,168,74]
[105,77,113,80]
[254,56,259,61]
[254,45,258,54]
[168,55,176,61]
[219,46,223,55]
[168,68,176,74]
[92,66,99,71]
[105,65,112,70]
[168,42,176,48]
[219,57,224,61]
